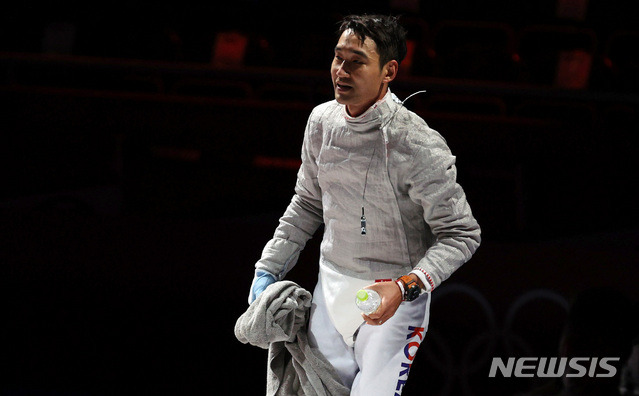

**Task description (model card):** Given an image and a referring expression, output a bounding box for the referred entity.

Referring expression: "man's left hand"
[361,281,403,326]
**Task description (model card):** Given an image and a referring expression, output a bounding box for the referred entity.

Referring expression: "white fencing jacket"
[254,89,481,340]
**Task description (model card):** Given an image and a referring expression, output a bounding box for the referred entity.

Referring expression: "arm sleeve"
[254,112,324,280]
[407,133,481,291]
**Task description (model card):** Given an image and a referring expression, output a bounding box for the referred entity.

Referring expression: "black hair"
[337,14,408,69]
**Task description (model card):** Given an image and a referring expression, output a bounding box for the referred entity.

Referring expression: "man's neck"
[346,85,388,117]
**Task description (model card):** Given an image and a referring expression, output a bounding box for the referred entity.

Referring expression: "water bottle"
[356,289,381,315]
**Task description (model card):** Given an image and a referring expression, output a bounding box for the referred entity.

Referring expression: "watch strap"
[397,275,420,301]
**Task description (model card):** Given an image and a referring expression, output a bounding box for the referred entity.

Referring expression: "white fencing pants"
[308,275,431,396]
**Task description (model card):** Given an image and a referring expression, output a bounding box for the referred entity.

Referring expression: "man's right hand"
[249,270,277,304]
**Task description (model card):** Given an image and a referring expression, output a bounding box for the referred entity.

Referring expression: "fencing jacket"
[254,89,481,342]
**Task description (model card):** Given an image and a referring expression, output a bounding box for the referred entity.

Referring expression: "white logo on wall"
[489,357,620,378]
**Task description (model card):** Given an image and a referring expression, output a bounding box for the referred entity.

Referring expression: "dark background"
[2,0,638,395]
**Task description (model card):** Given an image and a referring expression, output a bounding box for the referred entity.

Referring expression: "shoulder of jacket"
[392,109,449,152]
[310,99,340,120]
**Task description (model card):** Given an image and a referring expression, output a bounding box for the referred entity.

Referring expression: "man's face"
[331,29,389,117]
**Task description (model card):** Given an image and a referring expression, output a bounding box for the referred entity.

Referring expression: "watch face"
[407,285,421,301]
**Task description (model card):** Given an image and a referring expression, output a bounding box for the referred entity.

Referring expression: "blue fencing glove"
[249,270,277,304]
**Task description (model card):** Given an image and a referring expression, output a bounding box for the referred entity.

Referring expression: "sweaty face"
[331,30,388,117]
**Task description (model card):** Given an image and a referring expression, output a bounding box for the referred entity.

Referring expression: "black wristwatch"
[397,275,421,301]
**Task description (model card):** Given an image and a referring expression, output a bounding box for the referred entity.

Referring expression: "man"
[248,15,481,395]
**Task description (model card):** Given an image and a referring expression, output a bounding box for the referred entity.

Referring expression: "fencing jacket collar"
[341,89,400,133]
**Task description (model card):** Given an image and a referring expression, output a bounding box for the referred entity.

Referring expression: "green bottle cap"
[356,289,369,302]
